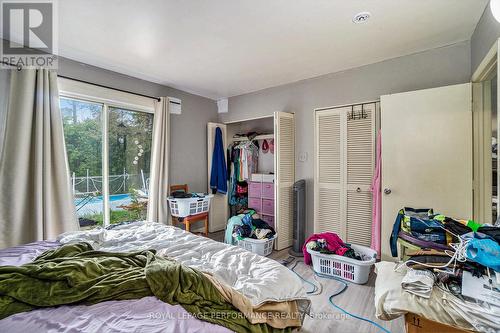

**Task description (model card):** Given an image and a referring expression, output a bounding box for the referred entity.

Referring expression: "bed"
[0,222,310,332]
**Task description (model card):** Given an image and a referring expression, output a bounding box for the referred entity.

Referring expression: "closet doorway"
[207,112,295,250]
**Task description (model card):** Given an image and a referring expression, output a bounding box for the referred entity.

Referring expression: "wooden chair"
[170,184,209,236]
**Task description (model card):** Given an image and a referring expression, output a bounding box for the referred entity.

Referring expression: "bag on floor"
[390,207,447,257]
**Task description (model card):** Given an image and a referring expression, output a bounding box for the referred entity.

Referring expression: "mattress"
[0,240,232,333]
[57,222,310,310]
[0,222,310,332]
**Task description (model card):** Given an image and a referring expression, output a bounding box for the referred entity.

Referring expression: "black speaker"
[289,179,306,256]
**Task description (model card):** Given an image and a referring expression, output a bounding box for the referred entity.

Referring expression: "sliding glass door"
[108,107,153,224]
[60,97,154,228]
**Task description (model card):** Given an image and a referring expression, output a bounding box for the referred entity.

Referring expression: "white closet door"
[274,112,295,250]
[207,122,228,232]
[315,103,376,244]
[381,84,472,261]
[346,103,376,247]
[314,108,346,235]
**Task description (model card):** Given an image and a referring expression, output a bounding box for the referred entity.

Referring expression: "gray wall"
[221,41,472,236]
[471,3,500,75]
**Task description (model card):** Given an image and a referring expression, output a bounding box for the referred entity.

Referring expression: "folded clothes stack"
[401,268,435,299]
[390,207,500,331]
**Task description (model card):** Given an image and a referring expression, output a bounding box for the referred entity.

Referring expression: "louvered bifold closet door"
[314,108,346,236]
[346,103,376,247]
[275,112,295,250]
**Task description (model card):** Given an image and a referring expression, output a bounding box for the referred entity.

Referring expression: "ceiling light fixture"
[352,12,371,24]
[491,0,500,23]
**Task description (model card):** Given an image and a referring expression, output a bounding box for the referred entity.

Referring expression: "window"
[60,98,104,226]
[59,79,155,229]
[108,107,153,223]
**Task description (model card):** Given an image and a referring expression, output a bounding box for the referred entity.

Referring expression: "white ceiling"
[58,0,489,100]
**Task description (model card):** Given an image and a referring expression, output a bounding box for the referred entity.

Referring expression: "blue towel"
[210,127,228,194]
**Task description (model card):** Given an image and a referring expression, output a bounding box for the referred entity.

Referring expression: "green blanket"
[0,242,291,333]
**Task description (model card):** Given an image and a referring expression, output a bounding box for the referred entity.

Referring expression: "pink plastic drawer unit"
[261,182,274,199]
[262,199,274,215]
[248,182,262,198]
[248,197,262,212]
[261,214,274,228]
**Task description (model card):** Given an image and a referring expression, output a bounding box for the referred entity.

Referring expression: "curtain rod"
[0,60,22,71]
[58,75,161,102]
[1,60,161,102]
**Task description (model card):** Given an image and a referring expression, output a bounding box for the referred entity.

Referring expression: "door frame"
[207,122,229,232]
[472,39,499,224]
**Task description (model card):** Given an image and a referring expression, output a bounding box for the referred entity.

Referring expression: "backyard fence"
[71,169,149,196]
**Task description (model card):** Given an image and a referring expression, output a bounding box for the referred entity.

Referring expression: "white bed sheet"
[58,222,311,313]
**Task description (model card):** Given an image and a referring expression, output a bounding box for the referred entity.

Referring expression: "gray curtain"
[147,97,170,224]
[0,69,10,157]
[0,69,78,248]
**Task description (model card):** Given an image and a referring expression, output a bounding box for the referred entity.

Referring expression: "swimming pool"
[75,193,132,215]
[84,194,132,204]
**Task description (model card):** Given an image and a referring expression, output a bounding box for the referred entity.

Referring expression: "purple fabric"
[0,240,60,266]
[0,241,232,333]
[0,297,232,333]
[370,130,382,257]
[398,231,452,251]
[302,232,348,265]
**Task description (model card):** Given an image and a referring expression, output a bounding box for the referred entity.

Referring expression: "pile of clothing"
[302,232,361,265]
[224,210,276,245]
[391,207,500,315]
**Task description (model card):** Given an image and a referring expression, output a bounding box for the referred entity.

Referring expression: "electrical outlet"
[298,152,308,162]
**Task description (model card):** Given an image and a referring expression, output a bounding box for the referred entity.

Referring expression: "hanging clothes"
[227,140,259,216]
[370,130,382,257]
[210,127,228,194]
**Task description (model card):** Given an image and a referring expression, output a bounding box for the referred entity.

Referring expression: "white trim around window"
[58,77,156,227]
[58,77,156,113]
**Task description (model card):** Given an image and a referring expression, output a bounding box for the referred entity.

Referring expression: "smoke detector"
[352,12,371,24]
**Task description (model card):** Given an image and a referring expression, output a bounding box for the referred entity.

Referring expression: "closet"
[207,112,295,250]
[314,102,377,248]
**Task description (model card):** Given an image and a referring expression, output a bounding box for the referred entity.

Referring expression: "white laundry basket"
[236,236,275,257]
[307,244,377,284]
[167,194,213,218]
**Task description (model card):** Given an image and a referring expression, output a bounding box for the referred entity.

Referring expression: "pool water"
[75,194,132,215]
[85,194,132,204]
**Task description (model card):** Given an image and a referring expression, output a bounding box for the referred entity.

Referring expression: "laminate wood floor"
[208,231,404,333]
[269,248,404,333]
